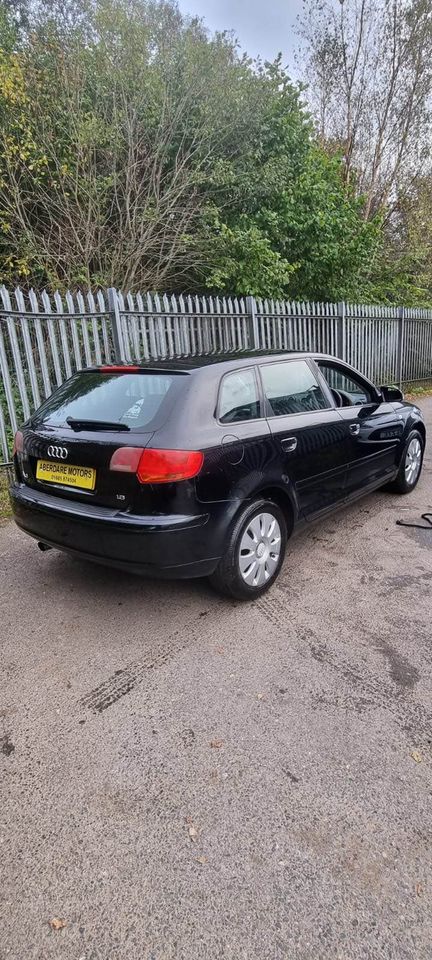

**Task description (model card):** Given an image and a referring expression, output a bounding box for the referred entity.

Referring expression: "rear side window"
[218,368,260,423]
[31,371,185,431]
[260,360,329,416]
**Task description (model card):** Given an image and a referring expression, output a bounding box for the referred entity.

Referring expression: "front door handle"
[281,436,298,453]
[349,423,360,436]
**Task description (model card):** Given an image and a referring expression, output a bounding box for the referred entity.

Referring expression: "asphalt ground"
[1,397,432,960]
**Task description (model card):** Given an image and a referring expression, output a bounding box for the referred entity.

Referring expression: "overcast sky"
[177,0,304,67]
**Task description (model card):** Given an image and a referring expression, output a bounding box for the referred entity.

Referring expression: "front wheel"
[209,499,287,600]
[389,429,424,494]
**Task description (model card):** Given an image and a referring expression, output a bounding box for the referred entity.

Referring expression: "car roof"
[95,351,337,374]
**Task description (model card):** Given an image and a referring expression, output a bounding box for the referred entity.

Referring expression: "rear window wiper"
[66,417,130,432]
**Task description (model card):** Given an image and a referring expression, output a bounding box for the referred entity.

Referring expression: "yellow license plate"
[36,459,96,491]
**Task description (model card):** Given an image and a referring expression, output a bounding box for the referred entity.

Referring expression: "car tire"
[388,429,425,494]
[209,499,287,600]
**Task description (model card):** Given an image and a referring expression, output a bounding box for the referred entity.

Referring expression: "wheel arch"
[412,420,426,446]
[251,484,297,537]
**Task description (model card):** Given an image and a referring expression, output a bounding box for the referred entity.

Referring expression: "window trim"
[216,364,265,425]
[257,357,334,420]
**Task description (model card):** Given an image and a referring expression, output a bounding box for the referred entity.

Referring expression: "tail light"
[109,447,143,473]
[137,449,204,483]
[13,430,23,456]
[109,447,203,483]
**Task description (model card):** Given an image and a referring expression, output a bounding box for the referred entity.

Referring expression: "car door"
[195,364,275,503]
[315,360,404,498]
[259,358,352,519]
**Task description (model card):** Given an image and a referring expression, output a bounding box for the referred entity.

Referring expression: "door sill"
[304,472,398,522]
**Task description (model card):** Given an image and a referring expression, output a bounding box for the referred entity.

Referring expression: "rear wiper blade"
[66,417,130,432]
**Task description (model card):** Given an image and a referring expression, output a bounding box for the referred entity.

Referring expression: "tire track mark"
[309,639,432,742]
[256,592,291,629]
[79,622,201,713]
[255,591,431,741]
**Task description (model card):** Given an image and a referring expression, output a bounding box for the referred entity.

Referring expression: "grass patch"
[0,469,12,520]
[404,379,432,401]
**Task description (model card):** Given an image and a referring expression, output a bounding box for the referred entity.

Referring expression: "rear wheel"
[209,499,287,600]
[389,429,424,494]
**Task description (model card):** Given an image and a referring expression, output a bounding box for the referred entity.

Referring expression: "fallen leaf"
[49,918,67,931]
[196,856,207,865]
[216,646,225,655]
[257,693,265,700]
[210,738,224,749]
[188,825,199,841]
[412,750,423,763]
[415,881,425,897]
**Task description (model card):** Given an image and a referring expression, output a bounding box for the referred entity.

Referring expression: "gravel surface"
[1,398,432,960]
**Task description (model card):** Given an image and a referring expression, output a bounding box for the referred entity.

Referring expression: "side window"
[218,368,260,423]
[260,360,329,416]
[318,363,372,407]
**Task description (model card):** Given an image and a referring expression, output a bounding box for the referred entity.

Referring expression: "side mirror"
[380,385,404,402]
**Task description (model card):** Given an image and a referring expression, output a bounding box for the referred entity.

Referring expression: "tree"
[0,0,382,300]
[1,0,29,28]
[0,0,213,287]
[199,60,379,299]
[299,0,432,221]
[367,176,432,304]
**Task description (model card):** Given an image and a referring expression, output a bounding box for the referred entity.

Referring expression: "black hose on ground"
[396,513,432,530]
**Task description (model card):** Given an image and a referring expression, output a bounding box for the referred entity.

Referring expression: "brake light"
[13,430,23,455]
[137,449,203,483]
[99,365,140,373]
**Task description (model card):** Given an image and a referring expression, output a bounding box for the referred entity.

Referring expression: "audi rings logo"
[47,445,68,460]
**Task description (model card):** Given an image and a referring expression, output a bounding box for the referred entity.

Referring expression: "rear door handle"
[349,423,360,436]
[281,436,298,453]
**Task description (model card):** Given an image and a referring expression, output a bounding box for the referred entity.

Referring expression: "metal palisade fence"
[1,285,432,464]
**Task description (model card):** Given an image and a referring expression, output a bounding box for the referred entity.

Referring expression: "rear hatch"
[18,367,187,512]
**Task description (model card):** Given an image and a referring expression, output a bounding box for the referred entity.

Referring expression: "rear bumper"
[9,482,220,578]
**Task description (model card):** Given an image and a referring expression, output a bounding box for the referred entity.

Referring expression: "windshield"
[31,371,186,431]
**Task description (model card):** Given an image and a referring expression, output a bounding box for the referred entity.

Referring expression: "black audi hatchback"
[10,352,426,599]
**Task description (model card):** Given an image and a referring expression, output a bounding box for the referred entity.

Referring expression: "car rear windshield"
[31,370,186,431]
